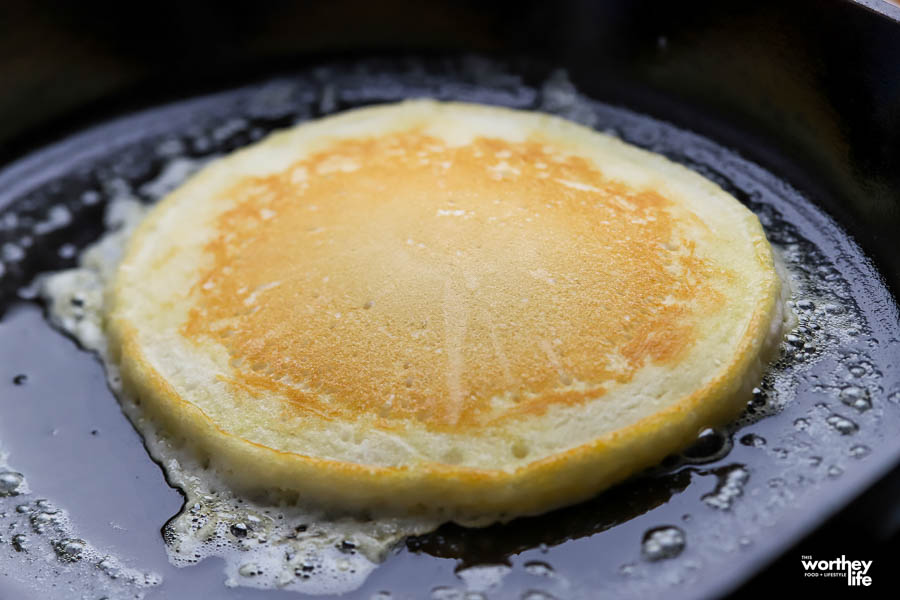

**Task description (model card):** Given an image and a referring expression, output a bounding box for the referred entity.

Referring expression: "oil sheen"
[40,179,449,594]
[9,64,894,598]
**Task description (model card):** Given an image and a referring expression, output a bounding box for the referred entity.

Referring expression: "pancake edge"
[107,100,786,524]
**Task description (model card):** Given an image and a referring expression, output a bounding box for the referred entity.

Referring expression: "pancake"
[107,100,785,524]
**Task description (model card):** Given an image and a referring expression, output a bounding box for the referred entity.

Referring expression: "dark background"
[1,0,898,596]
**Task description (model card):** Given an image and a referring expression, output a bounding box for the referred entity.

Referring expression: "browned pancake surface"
[182,132,725,432]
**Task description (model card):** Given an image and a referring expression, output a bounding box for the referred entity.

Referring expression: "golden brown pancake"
[107,100,785,524]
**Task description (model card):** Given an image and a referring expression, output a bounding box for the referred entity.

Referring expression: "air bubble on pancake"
[738,433,766,448]
[679,428,731,465]
[516,561,552,580]
[0,470,26,496]
[640,526,686,561]
[511,440,530,459]
[848,444,870,459]
[700,466,749,511]
[825,414,858,435]
[455,563,512,592]
[52,538,87,562]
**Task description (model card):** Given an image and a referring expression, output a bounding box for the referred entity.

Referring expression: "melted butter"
[37,119,797,593]
[36,127,790,593]
[0,449,161,598]
[40,194,445,594]
[12,65,895,599]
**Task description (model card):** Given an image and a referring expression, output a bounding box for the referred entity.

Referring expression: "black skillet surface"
[0,56,899,600]
[2,1,900,598]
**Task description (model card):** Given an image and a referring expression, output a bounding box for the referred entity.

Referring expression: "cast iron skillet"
[0,1,898,598]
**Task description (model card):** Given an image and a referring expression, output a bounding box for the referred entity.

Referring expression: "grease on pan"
[107,99,787,523]
[42,98,791,595]
[17,64,896,598]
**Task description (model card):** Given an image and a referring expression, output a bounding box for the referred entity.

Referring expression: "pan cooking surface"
[0,58,898,599]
